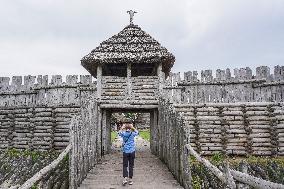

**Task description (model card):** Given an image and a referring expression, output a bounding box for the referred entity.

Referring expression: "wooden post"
[183,144,192,189]
[97,64,102,100]
[8,112,15,149]
[158,102,163,158]
[106,110,112,153]
[127,63,132,99]
[51,107,56,149]
[157,62,164,95]
[150,110,155,154]
[101,109,107,156]
[97,106,102,157]
[268,104,278,156]
[153,109,158,153]
[242,105,252,156]
[92,101,98,165]
[193,107,200,153]
[219,106,227,155]
[223,162,237,189]
[29,107,35,150]
[237,161,249,189]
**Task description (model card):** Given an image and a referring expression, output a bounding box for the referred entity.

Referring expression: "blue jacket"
[118,130,139,153]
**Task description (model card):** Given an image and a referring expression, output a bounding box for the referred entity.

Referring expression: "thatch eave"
[81,24,175,77]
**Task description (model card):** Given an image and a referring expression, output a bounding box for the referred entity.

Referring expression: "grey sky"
[0,0,283,78]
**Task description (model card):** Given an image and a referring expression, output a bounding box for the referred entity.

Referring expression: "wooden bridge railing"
[185,144,284,189]
[157,97,284,189]
[155,98,192,188]
[69,97,101,189]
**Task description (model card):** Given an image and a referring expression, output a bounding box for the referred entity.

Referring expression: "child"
[118,122,139,186]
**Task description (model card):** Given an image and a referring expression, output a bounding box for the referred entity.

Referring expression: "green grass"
[210,152,225,165]
[139,129,150,141]
[111,131,118,143]
[4,148,57,161]
[31,185,38,189]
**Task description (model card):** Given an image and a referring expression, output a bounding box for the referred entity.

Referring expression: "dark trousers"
[123,152,135,178]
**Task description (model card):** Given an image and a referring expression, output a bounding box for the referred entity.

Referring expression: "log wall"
[101,76,158,104]
[175,102,284,156]
[101,76,127,101]
[0,75,96,151]
[131,76,158,102]
[0,106,80,151]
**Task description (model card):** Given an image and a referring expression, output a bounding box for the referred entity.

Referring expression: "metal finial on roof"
[127,10,137,25]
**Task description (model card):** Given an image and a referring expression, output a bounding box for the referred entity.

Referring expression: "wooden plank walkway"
[78,137,183,189]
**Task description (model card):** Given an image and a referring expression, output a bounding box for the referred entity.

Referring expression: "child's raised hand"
[130,125,136,131]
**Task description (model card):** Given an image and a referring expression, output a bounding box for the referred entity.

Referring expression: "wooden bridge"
[78,137,183,189]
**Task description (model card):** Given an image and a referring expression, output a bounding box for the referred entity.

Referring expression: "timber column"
[96,64,102,100]
[157,62,164,94]
[150,109,159,154]
[127,63,132,99]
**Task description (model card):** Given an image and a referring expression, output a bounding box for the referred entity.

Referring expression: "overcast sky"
[0,0,283,78]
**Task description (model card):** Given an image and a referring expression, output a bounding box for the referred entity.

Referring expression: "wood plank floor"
[78,137,183,189]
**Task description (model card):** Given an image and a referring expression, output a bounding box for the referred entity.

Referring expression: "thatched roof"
[81,24,175,77]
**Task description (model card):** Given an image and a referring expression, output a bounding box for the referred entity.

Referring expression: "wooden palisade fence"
[69,96,101,188]
[155,98,192,188]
